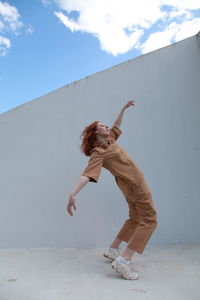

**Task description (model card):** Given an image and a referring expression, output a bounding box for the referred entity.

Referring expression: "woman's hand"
[67,193,77,216]
[123,100,135,110]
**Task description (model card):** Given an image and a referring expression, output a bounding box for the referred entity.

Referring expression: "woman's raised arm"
[113,100,135,128]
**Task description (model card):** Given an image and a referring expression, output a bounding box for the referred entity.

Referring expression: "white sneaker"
[112,256,139,280]
[130,259,138,273]
[103,248,120,261]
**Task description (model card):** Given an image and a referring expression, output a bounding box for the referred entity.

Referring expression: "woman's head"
[80,121,110,156]
[96,122,110,136]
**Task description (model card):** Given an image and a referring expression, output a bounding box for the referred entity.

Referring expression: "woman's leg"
[109,237,122,249]
[109,181,138,251]
[124,182,157,255]
[115,180,157,259]
[115,200,139,260]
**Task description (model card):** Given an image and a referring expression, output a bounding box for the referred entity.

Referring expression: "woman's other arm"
[67,175,90,216]
[67,150,103,216]
[113,100,135,128]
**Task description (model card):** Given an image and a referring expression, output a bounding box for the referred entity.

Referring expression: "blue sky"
[0,0,200,114]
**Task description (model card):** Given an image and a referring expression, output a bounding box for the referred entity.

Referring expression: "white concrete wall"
[0,33,200,248]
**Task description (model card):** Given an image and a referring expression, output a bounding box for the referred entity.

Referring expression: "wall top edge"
[0,32,198,118]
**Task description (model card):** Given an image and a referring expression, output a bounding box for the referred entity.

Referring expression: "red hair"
[80,121,99,156]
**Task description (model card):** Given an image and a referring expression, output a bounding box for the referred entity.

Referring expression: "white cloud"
[46,0,200,56]
[0,1,23,33]
[41,0,52,6]
[138,23,177,54]
[0,35,10,56]
[0,19,4,30]
[174,18,200,41]
[162,0,200,11]
[25,25,34,36]
[0,1,33,55]
[139,18,200,54]
[55,11,81,31]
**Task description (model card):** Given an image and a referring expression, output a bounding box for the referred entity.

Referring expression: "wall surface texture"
[0,33,200,248]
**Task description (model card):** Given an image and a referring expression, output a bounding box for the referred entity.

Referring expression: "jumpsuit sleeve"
[109,124,122,141]
[81,150,103,183]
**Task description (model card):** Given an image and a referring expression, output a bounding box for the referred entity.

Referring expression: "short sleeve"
[81,150,103,183]
[109,125,122,141]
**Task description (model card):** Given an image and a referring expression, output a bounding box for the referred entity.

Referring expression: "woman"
[67,100,157,280]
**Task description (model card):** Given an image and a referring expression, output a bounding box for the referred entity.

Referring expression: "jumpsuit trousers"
[115,177,157,254]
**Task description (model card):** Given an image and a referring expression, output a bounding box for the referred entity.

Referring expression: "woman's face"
[96,122,110,137]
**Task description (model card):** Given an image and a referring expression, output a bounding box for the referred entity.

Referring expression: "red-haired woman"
[67,101,157,280]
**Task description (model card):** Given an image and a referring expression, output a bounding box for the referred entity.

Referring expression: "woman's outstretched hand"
[67,194,77,216]
[123,100,135,110]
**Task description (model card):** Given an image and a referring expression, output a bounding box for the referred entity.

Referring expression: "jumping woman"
[67,100,157,280]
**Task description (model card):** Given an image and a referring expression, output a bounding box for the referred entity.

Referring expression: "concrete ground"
[0,243,199,300]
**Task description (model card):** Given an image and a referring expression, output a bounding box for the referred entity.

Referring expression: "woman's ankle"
[121,254,131,261]
[121,248,135,261]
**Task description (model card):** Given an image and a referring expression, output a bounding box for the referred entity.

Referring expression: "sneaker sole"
[103,254,114,261]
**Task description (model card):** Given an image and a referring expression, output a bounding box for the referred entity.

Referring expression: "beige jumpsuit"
[81,125,157,254]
